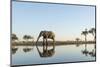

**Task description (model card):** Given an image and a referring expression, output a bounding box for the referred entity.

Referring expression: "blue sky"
[12,1,95,41]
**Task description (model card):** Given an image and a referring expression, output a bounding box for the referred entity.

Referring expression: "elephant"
[36,31,55,51]
[36,45,55,57]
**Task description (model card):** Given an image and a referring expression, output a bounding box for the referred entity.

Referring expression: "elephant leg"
[43,38,45,51]
[46,38,48,53]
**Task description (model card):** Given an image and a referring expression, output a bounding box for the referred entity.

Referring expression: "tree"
[88,28,96,41]
[75,38,80,47]
[12,33,18,41]
[23,35,33,42]
[81,28,88,42]
[76,38,80,42]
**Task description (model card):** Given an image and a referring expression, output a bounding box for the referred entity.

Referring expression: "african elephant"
[36,31,55,50]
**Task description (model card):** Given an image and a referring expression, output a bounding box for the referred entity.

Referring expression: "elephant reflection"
[23,47,33,53]
[36,31,55,50]
[36,45,55,57]
[12,47,18,54]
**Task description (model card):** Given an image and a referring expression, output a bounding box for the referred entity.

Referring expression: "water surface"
[12,44,96,66]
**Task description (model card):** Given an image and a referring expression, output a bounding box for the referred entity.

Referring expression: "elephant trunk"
[35,36,42,57]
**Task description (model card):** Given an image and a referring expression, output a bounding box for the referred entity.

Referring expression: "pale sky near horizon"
[12,1,95,41]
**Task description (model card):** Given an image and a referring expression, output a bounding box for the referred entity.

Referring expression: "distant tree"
[81,28,88,42]
[12,33,18,41]
[88,28,96,41]
[23,35,33,42]
[76,38,80,42]
[75,38,80,47]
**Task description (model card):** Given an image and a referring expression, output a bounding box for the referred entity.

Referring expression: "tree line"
[12,34,34,42]
[12,27,96,43]
[76,27,96,42]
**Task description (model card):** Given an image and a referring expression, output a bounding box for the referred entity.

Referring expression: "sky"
[12,1,95,41]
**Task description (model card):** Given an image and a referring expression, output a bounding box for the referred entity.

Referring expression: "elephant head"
[36,31,44,45]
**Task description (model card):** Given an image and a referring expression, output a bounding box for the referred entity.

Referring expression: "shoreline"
[12,41,96,46]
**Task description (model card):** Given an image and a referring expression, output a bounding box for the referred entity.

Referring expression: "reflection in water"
[88,44,96,57]
[12,48,18,55]
[37,47,55,57]
[36,43,55,57]
[23,47,33,53]
[81,44,96,57]
[12,44,95,65]
[82,44,88,56]
[88,49,96,57]
[76,44,80,47]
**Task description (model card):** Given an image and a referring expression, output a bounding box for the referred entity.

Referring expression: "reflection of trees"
[88,44,96,57]
[23,47,33,53]
[88,49,96,57]
[81,44,96,57]
[12,47,18,55]
[76,44,80,47]
[36,42,55,57]
[82,44,89,56]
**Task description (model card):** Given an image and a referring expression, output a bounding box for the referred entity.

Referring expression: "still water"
[12,44,96,66]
